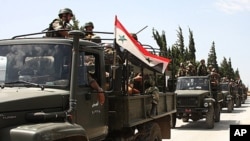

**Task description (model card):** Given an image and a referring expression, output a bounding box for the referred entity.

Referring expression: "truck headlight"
[204,102,208,107]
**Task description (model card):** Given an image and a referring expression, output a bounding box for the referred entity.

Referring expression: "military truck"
[0,30,176,141]
[173,75,223,129]
[220,82,234,112]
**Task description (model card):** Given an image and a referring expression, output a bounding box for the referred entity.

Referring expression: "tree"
[71,16,80,30]
[152,28,168,57]
[220,57,229,79]
[176,26,185,62]
[228,58,235,80]
[207,41,219,72]
[187,28,196,64]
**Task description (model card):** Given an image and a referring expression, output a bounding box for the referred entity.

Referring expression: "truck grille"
[177,96,199,107]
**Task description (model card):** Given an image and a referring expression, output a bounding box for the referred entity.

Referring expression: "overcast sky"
[1,0,250,86]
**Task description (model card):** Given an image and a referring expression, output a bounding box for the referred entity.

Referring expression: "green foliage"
[152,27,241,83]
[71,16,80,30]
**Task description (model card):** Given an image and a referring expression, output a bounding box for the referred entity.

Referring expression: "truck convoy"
[174,75,223,129]
[0,19,176,141]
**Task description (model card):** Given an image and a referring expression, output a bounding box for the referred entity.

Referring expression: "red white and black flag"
[114,16,171,73]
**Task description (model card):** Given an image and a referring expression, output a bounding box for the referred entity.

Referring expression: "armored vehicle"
[220,82,234,112]
[174,75,223,129]
[0,28,176,141]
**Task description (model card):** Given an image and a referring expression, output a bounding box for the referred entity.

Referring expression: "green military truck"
[173,75,223,129]
[220,82,234,112]
[0,30,176,141]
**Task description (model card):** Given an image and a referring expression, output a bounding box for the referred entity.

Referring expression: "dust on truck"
[0,30,176,141]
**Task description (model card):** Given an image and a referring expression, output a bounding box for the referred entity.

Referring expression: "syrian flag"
[114,16,171,73]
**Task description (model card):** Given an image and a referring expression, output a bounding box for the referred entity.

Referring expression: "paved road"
[165,96,250,141]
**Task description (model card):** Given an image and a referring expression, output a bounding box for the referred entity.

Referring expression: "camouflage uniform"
[145,86,160,105]
[186,63,196,76]
[83,22,101,43]
[197,59,208,76]
[145,79,159,116]
[177,63,186,77]
[210,68,220,91]
[46,8,73,38]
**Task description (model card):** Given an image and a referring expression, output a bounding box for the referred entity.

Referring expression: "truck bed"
[108,92,176,130]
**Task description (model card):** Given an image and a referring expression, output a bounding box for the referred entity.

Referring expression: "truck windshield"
[0,44,71,86]
[176,77,209,90]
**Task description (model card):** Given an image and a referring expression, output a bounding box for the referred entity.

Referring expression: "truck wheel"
[148,123,162,141]
[214,103,221,122]
[206,104,214,129]
[136,123,162,141]
[171,113,177,128]
[227,100,233,113]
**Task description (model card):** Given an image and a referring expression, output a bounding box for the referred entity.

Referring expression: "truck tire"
[171,113,177,128]
[227,100,233,113]
[206,104,214,129]
[214,103,221,122]
[135,122,162,141]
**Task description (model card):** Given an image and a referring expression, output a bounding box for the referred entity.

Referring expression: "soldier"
[83,22,101,43]
[177,62,186,77]
[207,64,213,74]
[210,68,220,91]
[186,63,196,76]
[46,8,74,38]
[197,59,208,76]
[144,77,159,116]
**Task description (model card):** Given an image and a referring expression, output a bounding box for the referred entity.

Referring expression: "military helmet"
[84,22,94,29]
[58,8,73,18]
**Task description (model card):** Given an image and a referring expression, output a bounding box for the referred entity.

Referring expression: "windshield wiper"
[1,80,45,90]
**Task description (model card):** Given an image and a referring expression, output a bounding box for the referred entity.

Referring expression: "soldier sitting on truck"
[144,75,160,116]
[82,22,101,43]
[46,8,73,38]
[83,55,105,105]
[128,72,142,95]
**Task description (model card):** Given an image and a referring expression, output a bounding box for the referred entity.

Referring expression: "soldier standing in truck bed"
[144,76,159,116]
[46,8,73,38]
[186,63,196,76]
[197,59,208,76]
[177,62,186,77]
[210,68,220,91]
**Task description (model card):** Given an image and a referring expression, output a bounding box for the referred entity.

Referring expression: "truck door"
[75,52,107,139]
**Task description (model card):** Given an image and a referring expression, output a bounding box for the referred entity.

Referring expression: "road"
[165,96,250,141]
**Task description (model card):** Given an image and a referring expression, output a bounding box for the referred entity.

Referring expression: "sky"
[1,0,250,86]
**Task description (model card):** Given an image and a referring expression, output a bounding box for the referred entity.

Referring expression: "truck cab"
[174,75,223,129]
